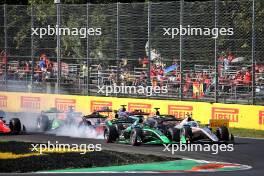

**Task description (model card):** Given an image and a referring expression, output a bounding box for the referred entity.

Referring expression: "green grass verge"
[229,127,264,138]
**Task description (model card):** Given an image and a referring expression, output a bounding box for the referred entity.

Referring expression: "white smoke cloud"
[47,123,104,139]
[5,111,104,139]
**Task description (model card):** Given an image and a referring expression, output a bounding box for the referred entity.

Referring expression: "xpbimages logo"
[163,25,233,39]
[31,141,102,154]
[31,25,102,38]
[163,143,234,155]
[97,85,168,96]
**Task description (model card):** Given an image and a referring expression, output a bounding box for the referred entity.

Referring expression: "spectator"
[81,61,88,77]
[142,57,148,68]
[244,68,251,85]
[233,71,243,85]
[139,71,147,86]
[227,52,235,62]
[183,73,191,96]
[223,57,229,71]
[34,65,42,82]
[108,70,116,85]
[24,61,30,74]
[38,57,46,70]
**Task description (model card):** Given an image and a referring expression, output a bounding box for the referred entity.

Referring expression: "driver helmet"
[145,118,155,128]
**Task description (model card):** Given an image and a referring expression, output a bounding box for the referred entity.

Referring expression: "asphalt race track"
[1,133,264,176]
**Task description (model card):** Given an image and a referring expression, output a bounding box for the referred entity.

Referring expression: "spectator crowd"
[1,50,264,99]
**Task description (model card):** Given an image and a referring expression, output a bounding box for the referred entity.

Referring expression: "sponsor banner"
[55,98,76,112]
[168,105,193,119]
[0,95,7,108]
[211,107,240,123]
[89,100,113,118]
[212,103,264,130]
[20,96,41,110]
[0,91,263,130]
[128,103,152,114]
[259,111,264,125]
[90,100,112,112]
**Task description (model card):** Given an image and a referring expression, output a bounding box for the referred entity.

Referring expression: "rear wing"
[209,119,229,129]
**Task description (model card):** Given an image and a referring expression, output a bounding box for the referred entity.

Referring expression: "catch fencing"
[0,0,263,105]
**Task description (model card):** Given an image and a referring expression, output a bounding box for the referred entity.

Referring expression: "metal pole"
[179,0,183,100]
[116,2,120,87]
[214,0,219,103]
[4,4,7,90]
[30,5,34,92]
[147,1,151,87]
[251,0,256,105]
[56,1,61,94]
[86,3,90,95]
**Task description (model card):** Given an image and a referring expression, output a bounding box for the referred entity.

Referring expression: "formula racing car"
[148,108,234,144]
[104,114,172,146]
[172,115,234,143]
[78,107,112,135]
[36,107,82,131]
[0,110,26,134]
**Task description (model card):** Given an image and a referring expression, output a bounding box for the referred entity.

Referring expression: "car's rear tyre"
[78,120,92,128]
[104,126,118,143]
[37,115,49,132]
[166,128,181,142]
[130,128,142,146]
[216,126,230,141]
[114,123,126,135]
[9,118,21,134]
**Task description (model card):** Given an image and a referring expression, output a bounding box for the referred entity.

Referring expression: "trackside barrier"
[0,91,263,130]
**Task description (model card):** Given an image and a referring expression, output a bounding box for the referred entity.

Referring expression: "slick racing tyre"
[78,120,92,127]
[37,115,49,132]
[9,118,21,134]
[216,126,230,141]
[114,123,126,136]
[166,127,181,142]
[104,126,118,143]
[130,128,142,146]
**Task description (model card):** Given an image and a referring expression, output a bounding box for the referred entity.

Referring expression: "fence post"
[30,5,34,93]
[3,4,7,90]
[86,3,90,95]
[147,1,151,87]
[214,0,219,103]
[55,0,61,94]
[251,0,256,105]
[179,0,183,100]
[116,2,120,88]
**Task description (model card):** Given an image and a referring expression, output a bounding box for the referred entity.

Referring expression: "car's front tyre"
[216,126,230,141]
[166,127,181,142]
[37,116,49,132]
[9,118,21,134]
[130,128,142,146]
[104,125,118,143]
